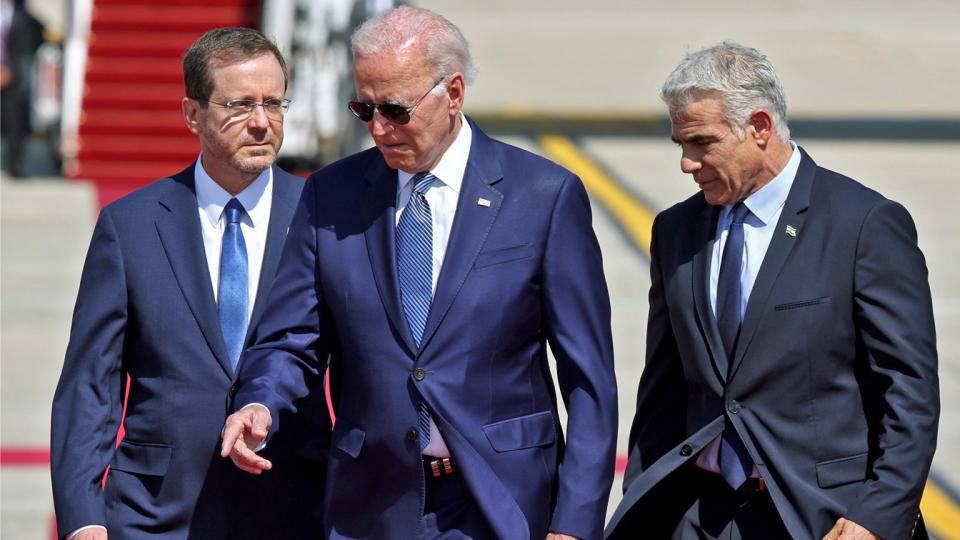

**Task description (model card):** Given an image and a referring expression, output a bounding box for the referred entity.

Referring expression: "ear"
[747,108,775,148]
[183,97,202,135]
[444,73,465,117]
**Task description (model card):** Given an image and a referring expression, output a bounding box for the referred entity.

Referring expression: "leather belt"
[423,456,454,478]
[695,466,767,493]
[737,476,766,492]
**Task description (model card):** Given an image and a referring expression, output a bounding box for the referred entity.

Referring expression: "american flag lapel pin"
[477,198,491,207]
[785,225,797,237]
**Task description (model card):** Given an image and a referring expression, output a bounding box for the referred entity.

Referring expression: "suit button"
[680,444,693,456]
[728,400,742,414]
[406,428,418,441]
[413,368,426,381]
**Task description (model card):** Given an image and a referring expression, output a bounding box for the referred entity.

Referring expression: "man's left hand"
[546,534,582,540]
[823,518,883,540]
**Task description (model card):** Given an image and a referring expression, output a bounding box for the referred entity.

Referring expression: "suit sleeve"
[623,214,687,489]
[51,207,128,537]
[541,174,619,540]
[844,199,939,539]
[234,175,333,439]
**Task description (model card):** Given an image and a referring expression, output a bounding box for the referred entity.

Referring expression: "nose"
[246,104,270,129]
[369,112,393,138]
[680,149,701,174]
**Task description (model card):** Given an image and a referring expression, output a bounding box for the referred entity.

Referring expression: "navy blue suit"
[605,148,938,539]
[51,163,326,539]
[235,119,618,540]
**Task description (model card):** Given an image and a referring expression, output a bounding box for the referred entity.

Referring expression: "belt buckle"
[738,477,765,492]
[426,457,454,477]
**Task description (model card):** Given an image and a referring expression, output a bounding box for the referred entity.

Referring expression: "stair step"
[79,109,187,135]
[77,134,200,162]
[86,56,182,84]
[69,159,193,182]
[95,0,253,5]
[91,5,257,31]
[89,30,204,57]
[84,82,184,109]
[87,56,183,77]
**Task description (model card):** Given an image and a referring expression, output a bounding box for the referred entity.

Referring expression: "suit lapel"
[364,159,419,354]
[729,149,814,379]
[691,202,727,383]
[419,140,503,352]
[155,164,235,377]
[246,166,302,352]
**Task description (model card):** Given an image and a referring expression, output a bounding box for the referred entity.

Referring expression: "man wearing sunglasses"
[51,28,326,540]
[221,6,617,540]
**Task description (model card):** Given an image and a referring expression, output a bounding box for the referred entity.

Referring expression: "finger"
[822,518,843,540]
[230,437,272,472]
[220,416,243,458]
[250,407,272,439]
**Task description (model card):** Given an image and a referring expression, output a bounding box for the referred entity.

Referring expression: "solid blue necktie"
[716,201,754,489]
[396,172,434,449]
[219,198,248,372]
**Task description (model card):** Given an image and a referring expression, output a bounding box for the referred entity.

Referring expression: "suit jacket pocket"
[111,440,173,477]
[482,410,556,452]
[774,296,832,311]
[474,243,535,269]
[333,417,365,459]
[816,452,869,488]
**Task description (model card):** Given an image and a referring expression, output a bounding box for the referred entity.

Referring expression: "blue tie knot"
[412,172,434,196]
[730,201,750,225]
[225,198,246,224]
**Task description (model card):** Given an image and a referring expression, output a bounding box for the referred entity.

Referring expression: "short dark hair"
[182,27,287,102]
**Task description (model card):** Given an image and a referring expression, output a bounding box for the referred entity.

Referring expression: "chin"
[236,156,275,174]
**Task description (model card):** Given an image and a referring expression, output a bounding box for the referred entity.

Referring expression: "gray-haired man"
[606,42,937,540]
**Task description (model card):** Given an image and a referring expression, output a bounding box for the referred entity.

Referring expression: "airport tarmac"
[3,0,959,538]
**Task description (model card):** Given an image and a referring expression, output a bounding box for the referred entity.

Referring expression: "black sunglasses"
[347,78,445,125]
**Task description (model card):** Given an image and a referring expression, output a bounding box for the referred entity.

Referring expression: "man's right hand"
[220,404,274,475]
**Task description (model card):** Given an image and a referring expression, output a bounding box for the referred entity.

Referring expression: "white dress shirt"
[396,113,472,457]
[196,155,273,327]
[696,142,800,475]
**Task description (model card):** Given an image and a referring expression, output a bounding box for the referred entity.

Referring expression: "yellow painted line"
[538,133,960,538]
[538,134,655,256]
[922,480,960,539]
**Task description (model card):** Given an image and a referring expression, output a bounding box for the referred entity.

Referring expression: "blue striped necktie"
[716,201,754,488]
[397,172,435,449]
[219,198,248,372]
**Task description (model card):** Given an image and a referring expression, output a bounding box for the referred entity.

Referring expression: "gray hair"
[661,42,790,141]
[351,6,477,87]
[183,27,287,103]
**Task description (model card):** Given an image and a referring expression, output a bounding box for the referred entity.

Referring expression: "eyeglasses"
[206,98,291,119]
[347,78,445,125]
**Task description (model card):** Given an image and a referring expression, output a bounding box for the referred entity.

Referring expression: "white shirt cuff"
[67,525,106,540]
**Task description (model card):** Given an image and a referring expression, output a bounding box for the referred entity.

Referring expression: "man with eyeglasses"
[51,27,325,540]
[221,6,617,540]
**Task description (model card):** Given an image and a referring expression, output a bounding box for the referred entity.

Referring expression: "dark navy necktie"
[396,172,434,449]
[716,201,754,488]
[219,198,248,372]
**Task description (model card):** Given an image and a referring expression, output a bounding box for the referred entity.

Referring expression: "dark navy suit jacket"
[605,148,938,539]
[235,119,619,540]
[51,163,326,539]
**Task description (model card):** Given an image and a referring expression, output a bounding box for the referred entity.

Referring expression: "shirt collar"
[397,112,472,193]
[736,141,800,225]
[195,154,273,228]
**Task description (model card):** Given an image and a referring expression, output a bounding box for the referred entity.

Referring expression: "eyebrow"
[672,133,716,145]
